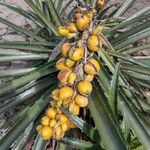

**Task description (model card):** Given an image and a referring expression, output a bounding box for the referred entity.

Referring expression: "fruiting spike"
[59,87,74,100]
[58,26,70,36]
[95,0,105,10]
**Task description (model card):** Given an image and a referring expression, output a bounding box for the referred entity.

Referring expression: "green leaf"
[0,61,56,97]
[0,17,46,42]
[0,54,48,62]
[62,109,101,145]
[25,0,59,36]
[61,137,100,150]
[113,0,135,17]
[46,0,62,27]
[107,51,150,68]
[89,81,127,150]
[109,63,120,117]
[32,134,46,150]
[0,89,53,150]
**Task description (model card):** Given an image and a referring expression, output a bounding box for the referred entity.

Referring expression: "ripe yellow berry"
[68,72,77,85]
[74,95,88,107]
[85,74,94,82]
[56,58,69,70]
[56,99,63,107]
[56,113,68,123]
[65,59,75,68]
[76,14,90,31]
[62,99,70,107]
[36,124,43,134]
[84,58,100,75]
[86,9,96,20]
[53,126,62,140]
[67,119,76,128]
[92,25,103,36]
[87,35,102,52]
[69,102,80,116]
[66,22,78,33]
[41,116,50,126]
[58,26,70,36]
[41,126,52,140]
[77,80,92,96]
[57,69,72,84]
[59,87,74,100]
[51,89,59,101]
[61,43,71,57]
[61,123,69,132]
[46,107,57,119]
[96,0,105,10]
[50,100,57,107]
[74,11,83,20]
[49,119,57,128]
[68,47,84,61]
[66,33,77,39]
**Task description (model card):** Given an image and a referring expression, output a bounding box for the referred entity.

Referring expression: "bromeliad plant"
[0,0,150,150]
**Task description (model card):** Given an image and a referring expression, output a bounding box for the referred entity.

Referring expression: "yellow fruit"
[56,99,63,107]
[76,40,83,48]
[53,126,62,140]
[74,11,83,20]
[86,9,96,20]
[41,116,50,126]
[84,58,100,75]
[58,26,70,36]
[61,43,71,57]
[36,124,43,133]
[59,87,74,100]
[77,80,92,96]
[62,99,70,107]
[51,89,59,101]
[46,107,57,119]
[68,72,77,85]
[74,95,88,107]
[56,58,69,70]
[92,25,103,36]
[49,119,57,128]
[85,74,94,82]
[66,22,78,33]
[69,102,80,116]
[66,33,77,39]
[67,119,76,128]
[87,35,102,52]
[76,14,90,31]
[65,59,75,68]
[56,113,68,123]
[50,100,57,107]
[61,123,69,132]
[41,126,52,140]
[57,69,72,84]
[96,0,105,10]
[68,47,84,61]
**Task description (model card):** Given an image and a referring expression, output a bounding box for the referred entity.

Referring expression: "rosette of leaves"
[0,0,150,150]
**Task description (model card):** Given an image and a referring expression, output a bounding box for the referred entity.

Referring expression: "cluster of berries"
[37,0,104,141]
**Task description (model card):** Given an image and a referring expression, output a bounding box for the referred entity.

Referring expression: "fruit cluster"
[37,1,104,141]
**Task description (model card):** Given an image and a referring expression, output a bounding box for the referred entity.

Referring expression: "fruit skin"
[95,0,105,10]
[68,47,84,61]
[58,26,70,36]
[49,119,57,127]
[36,125,43,134]
[41,126,52,140]
[66,33,77,39]
[87,35,102,52]
[41,116,50,126]
[51,89,60,101]
[68,72,77,85]
[77,80,92,96]
[69,102,80,116]
[74,95,88,107]
[46,107,57,119]
[85,74,94,82]
[57,69,72,84]
[56,58,69,70]
[61,123,69,132]
[73,11,83,20]
[65,59,75,68]
[59,87,74,100]
[53,126,63,140]
[67,119,76,128]
[66,22,78,33]
[92,25,103,36]
[76,14,90,31]
[56,113,68,123]
[61,43,71,57]
[84,58,100,75]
